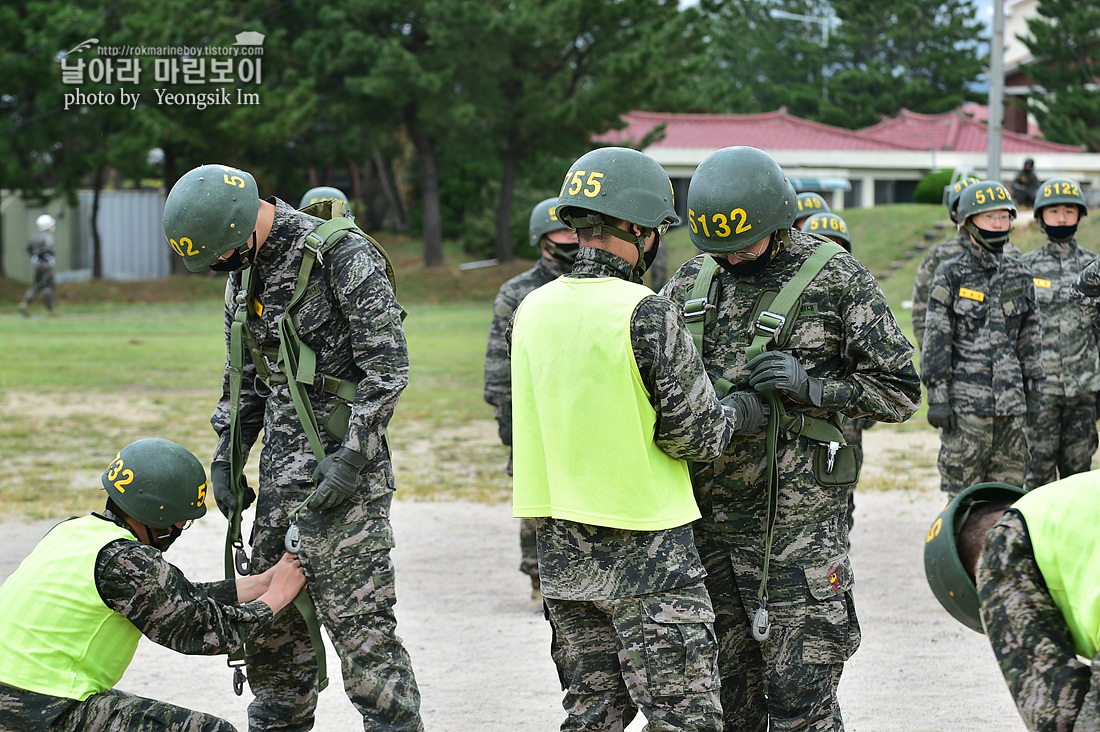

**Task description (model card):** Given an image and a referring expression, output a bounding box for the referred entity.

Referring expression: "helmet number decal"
[926,517,942,543]
[169,237,199,257]
[688,208,752,237]
[223,174,246,188]
[565,170,604,198]
[809,217,846,234]
[106,454,135,493]
[197,481,208,506]
[974,186,1009,205]
[1043,182,1080,198]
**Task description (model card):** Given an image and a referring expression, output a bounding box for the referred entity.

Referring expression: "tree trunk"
[372,142,409,233]
[409,125,444,267]
[91,164,105,279]
[347,157,362,216]
[494,151,518,263]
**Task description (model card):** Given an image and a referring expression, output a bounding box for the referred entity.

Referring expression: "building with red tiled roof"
[597,108,1099,212]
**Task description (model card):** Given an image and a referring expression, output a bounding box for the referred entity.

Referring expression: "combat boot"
[18,301,29,317]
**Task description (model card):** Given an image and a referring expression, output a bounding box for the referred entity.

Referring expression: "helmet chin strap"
[569,213,652,274]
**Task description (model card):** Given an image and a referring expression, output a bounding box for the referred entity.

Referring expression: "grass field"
[2,204,1097,517]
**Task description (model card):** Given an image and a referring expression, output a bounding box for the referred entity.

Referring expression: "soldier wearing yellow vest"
[925,474,1100,730]
[0,438,305,732]
[511,147,767,731]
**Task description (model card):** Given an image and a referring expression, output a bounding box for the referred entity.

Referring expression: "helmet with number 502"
[803,212,851,252]
[163,164,260,272]
[101,438,208,529]
[687,146,797,254]
[1033,178,1088,225]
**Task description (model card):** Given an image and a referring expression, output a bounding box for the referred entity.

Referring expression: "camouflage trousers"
[937,413,1028,496]
[695,527,859,732]
[977,511,1100,731]
[545,582,721,732]
[23,265,54,310]
[1024,393,1098,490]
[245,484,422,732]
[0,683,233,732]
[519,518,539,579]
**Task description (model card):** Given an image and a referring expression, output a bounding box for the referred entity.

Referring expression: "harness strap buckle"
[754,310,786,340]
[683,297,709,323]
[302,231,325,266]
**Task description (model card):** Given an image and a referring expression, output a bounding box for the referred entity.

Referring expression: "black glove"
[1026,390,1042,427]
[1094,391,1100,418]
[927,403,957,432]
[308,447,368,512]
[209,459,256,519]
[496,402,513,446]
[720,390,771,435]
[746,351,821,405]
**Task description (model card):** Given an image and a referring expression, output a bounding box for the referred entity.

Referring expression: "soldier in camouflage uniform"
[0,438,307,732]
[484,197,578,604]
[793,191,830,230]
[163,165,422,732]
[511,147,768,731]
[925,476,1100,731]
[18,214,58,317]
[1018,178,1100,489]
[923,180,1043,496]
[911,177,1022,350]
[662,147,921,732]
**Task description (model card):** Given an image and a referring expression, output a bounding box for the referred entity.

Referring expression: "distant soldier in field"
[1012,158,1040,208]
[0,437,306,732]
[484,197,578,608]
[1018,178,1100,489]
[922,180,1043,497]
[663,146,921,731]
[793,191,830,230]
[511,147,760,731]
[164,164,422,732]
[18,214,58,317]
[911,177,1022,351]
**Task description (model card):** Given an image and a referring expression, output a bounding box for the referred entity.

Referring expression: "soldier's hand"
[210,459,256,519]
[927,403,957,433]
[720,390,771,435]
[746,351,821,405]
[308,447,368,512]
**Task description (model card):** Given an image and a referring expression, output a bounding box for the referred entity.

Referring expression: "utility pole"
[987,0,1005,182]
[769,9,836,98]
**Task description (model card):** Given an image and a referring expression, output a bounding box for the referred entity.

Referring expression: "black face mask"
[1044,223,1078,243]
[547,242,580,264]
[209,232,257,272]
[150,524,184,552]
[713,236,776,277]
[970,225,1011,252]
[642,231,661,271]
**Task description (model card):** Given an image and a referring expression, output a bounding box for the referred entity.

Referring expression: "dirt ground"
[0,426,1028,731]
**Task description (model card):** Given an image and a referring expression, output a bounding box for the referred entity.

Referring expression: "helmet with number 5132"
[163,164,260,272]
[101,438,208,529]
[687,146,797,254]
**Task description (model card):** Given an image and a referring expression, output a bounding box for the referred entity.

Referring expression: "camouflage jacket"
[923,243,1043,414]
[483,257,569,443]
[25,232,54,267]
[211,199,408,486]
[912,231,1021,349]
[1018,240,1100,396]
[515,247,737,600]
[661,229,921,532]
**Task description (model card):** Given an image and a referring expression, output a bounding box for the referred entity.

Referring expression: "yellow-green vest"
[1013,471,1100,658]
[511,275,700,531]
[0,515,142,700]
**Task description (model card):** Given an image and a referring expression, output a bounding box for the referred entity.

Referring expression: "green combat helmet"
[556,146,679,274]
[687,146,797,254]
[300,186,350,212]
[102,438,208,529]
[1033,178,1088,241]
[163,164,260,272]
[945,176,981,224]
[529,197,577,264]
[803,211,851,252]
[794,192,830,227]
[924,482,1026,633]
[957,180,1016,251]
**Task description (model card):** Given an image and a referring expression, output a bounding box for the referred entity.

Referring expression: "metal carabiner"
[752,605,772,642]
[233,539,251,575]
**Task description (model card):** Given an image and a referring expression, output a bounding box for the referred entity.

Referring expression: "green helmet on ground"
[163,164,260,272]
[687,146,797,254]
[300,186,350,211]
[1033,178,1088,227]
[795,192,830,224]
[528,197,570,248]
[101,438,208,529]
[945,176,981,223]
[956,180,1017,225]
[803,212,851,252]
[924,482,1026,633]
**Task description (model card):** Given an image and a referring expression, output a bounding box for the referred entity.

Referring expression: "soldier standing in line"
[484,197,578,609]
[662,146,921,731]
[0,438,306,732]
[163,164,423,732]
[1018,178,1100,488]
[911,177,1023,351]
[793,191,830,230]
[18,214,58,317]
[511,147,767,731]
[922,180,1043,497]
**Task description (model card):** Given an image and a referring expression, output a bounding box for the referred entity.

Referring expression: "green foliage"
[1019,0,1100,152]
[914,169,956,205]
